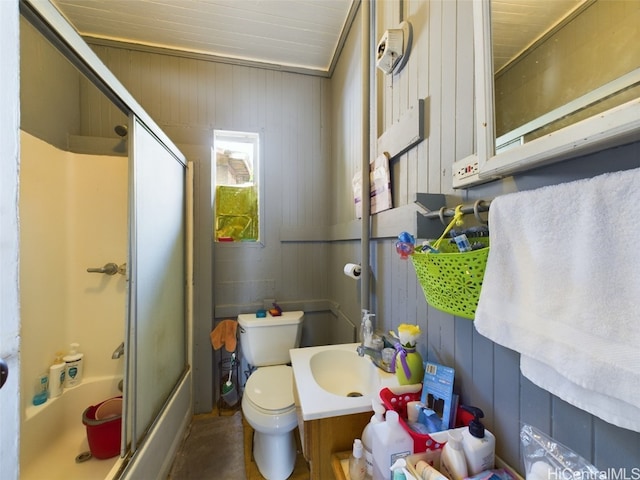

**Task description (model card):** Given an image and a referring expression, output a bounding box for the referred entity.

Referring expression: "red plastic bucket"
[82,396,122,459]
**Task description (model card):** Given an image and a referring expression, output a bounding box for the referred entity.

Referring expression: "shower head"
[114,124,128,137]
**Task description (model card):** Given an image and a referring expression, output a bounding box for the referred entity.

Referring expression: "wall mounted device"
[376,21,413,75]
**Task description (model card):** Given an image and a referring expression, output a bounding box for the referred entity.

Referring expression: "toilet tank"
[238,311,304,367]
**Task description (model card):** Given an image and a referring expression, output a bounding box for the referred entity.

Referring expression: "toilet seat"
[244,365,294,414]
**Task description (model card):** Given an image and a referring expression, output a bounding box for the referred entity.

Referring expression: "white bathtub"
[21,375,124,480]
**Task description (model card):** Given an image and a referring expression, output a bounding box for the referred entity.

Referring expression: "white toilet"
[239,310,304,480]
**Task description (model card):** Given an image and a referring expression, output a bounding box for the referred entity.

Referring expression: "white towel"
[474,167,640,432]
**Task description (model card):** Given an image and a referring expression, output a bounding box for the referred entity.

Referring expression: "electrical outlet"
[456,159,479,178]
[452,156,481,188]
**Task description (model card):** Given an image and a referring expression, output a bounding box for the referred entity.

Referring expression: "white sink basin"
[290,343,399,421]
[309,348,377,397]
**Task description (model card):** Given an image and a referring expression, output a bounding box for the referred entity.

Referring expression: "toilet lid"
[245,365,294,412]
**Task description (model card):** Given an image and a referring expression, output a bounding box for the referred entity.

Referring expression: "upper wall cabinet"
[454,0,640,188]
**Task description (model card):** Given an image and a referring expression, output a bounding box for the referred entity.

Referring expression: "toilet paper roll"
[343,263,362,279]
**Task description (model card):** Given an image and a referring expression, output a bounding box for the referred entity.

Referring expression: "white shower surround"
[19,132,128,411]
[21,376,123,480]
[19,131,192,480]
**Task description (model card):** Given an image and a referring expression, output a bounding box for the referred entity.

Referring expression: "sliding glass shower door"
[126,116,188,451]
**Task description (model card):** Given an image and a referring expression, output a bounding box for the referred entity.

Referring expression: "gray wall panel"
[91,40,332,413]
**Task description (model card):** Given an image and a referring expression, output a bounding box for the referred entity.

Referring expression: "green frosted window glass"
[215,185,258,241]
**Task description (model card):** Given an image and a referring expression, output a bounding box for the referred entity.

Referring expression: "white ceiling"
[50,0,585,77]
[51,0,357,75]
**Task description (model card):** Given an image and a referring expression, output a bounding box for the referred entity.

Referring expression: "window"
[213,130,260,242]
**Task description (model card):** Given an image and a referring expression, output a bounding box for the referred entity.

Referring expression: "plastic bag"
[520,424,600,480]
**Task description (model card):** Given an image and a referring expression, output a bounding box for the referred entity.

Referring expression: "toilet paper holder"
[344,263,362,279]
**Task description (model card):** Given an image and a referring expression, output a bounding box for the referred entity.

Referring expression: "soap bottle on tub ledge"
[48,352,65,398]
[63,343,84,388]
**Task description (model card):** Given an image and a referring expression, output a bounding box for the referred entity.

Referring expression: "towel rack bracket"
[415,193,491,239]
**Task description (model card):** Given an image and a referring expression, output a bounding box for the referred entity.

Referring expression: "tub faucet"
[112,342,125,359]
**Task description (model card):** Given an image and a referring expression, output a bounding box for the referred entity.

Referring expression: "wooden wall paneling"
[551,398,594,462]
[425,307,445,363]
[213,63,234,128]
[454,0,475,169]
[232,65,258,130]
[181,144,214,413]
[439,310,456,368]
[390,245,408,332]
[403,252,420,327]
[519,376,552,430]
[452,317,474,412]
[193,58,209,126]
[281,73,297,224]
[175,57,193,125]
[492,344,521,469]
[319,79,332,225]
[412,0,431,194]
[594,418,640,468]
[158,54,175,124]
[403,0,424,209]
[414,277,429,360]
[329,6,361,226]
[440,0,458,193]
[377,2,392,135]
[118,49,141,113]
[331,241,362,323]
[427,0,443,194]
[371,240,389,329]
[468,329,495,432]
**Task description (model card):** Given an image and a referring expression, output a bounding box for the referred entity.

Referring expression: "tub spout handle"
[87,262,126,275]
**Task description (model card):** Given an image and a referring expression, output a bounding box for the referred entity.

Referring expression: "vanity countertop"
[290,342,399,421]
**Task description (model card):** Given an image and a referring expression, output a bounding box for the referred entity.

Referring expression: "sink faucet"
[356,343,393,373]
[112,341,125,359]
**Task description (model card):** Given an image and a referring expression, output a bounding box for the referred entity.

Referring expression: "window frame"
[213,129,263,246]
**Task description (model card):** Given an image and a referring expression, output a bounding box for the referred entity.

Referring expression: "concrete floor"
[169,402,310,480]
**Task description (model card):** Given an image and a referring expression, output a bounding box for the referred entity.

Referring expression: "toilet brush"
[221,354,238,406]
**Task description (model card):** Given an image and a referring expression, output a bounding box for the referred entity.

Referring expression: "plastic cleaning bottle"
[460,406,495,475]
[48,352,65,398]
[371,410,413,480]
[63,343,84,388]
[439,430,468,480]
[349,439,367,480]
[362,398,385,478]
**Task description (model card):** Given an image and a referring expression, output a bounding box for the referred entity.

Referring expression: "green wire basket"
[410,238,489,320]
